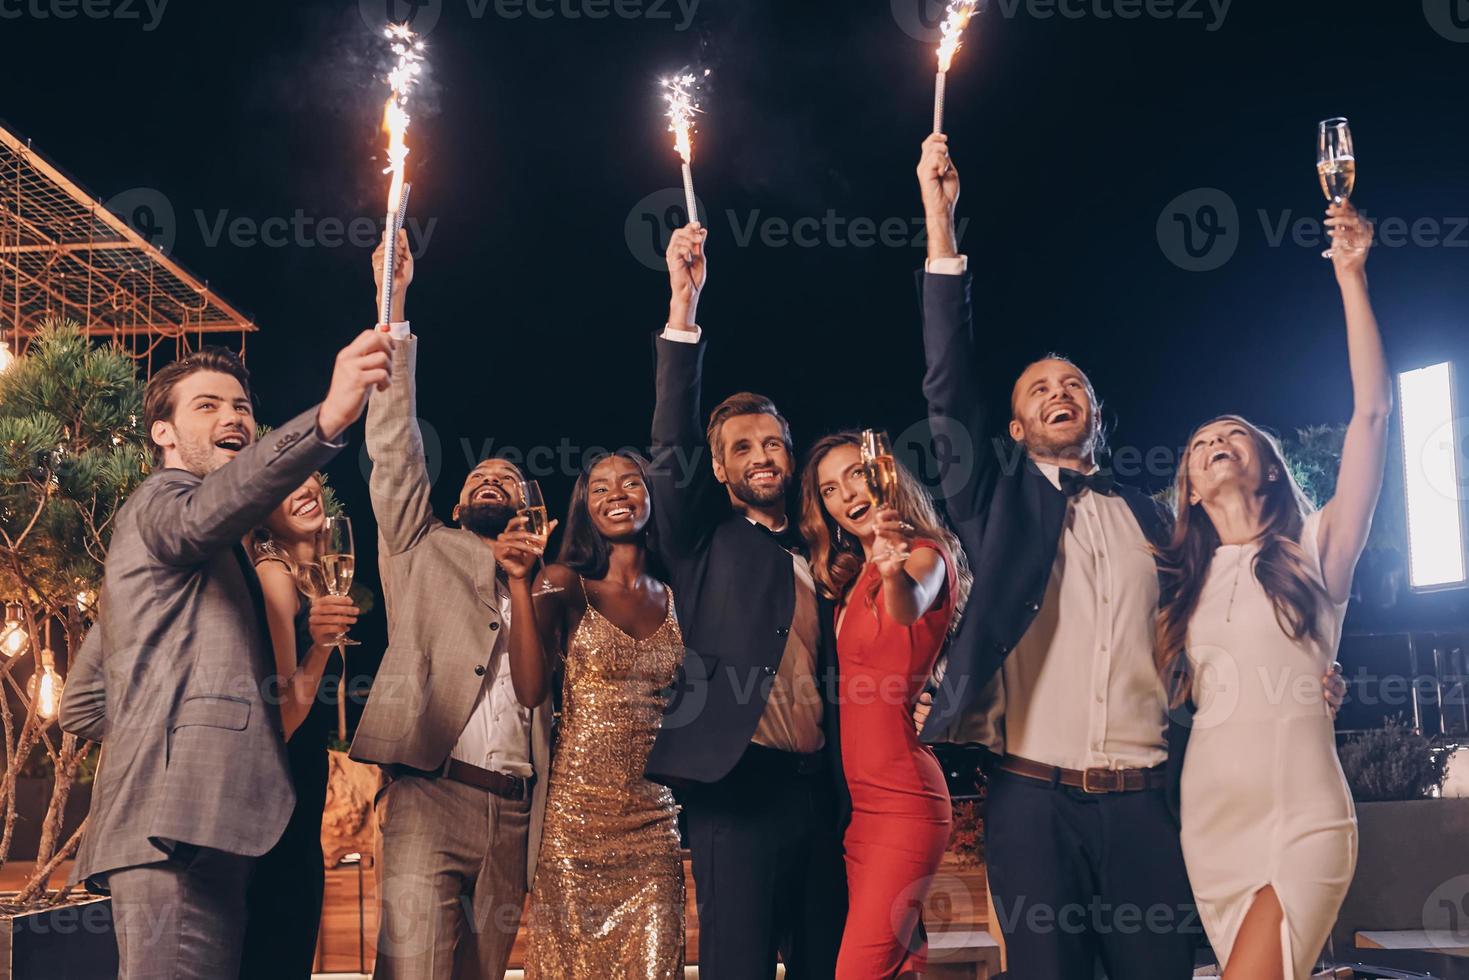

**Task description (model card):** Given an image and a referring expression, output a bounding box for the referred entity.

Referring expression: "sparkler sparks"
[933,0,980,133]
[937,0,980,73]
[663,70,709,226]
[378,22,425,327]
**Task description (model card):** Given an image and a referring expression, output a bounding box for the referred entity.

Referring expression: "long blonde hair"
[1155,415,1328,705]
[798,432,972,630]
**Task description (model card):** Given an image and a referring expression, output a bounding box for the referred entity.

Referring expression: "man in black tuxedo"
[911,134,1199,979]
[643,222,846,979]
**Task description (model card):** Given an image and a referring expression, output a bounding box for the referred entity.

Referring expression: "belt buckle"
[1081,768,1118,794]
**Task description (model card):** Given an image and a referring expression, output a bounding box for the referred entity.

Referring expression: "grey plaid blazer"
[348,337,553,887]
[60,408,344,887]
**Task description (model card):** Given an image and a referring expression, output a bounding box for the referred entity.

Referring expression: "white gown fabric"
[1180,510,1358,978]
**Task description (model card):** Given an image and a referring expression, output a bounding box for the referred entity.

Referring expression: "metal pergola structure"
[0,121,256,373]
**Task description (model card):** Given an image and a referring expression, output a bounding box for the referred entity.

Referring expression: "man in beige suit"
[351,236,553,980]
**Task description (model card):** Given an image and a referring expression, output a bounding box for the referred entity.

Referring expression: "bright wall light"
[1399,361,1467,592]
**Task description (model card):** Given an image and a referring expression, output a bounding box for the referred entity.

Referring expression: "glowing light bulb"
[1,603,28,659]
[0,340,13,373]
[31,649,61,721]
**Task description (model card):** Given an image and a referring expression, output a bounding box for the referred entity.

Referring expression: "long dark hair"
[555,450,660,581]
[798,432,972,631]
[1155,414,1328,706]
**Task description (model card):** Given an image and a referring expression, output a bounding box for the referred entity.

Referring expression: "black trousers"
[985,770,1200,980]
[683,744,847,980]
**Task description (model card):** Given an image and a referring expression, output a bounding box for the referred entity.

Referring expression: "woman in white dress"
[1154,201,1388,980]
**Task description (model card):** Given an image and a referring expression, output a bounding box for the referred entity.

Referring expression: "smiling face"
[1008,358,1099,461]
[816,442,877,541]
[711,413,794,508]
[1184,416,1276,505]
[149,370,255,477]
[265,477,326,547]
[454,458,524,538]
[585,455,651,541]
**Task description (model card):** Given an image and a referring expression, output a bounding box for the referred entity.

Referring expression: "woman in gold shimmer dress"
[504,451,686,979]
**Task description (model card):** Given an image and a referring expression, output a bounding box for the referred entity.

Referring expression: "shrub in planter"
[1339,719,1450,803]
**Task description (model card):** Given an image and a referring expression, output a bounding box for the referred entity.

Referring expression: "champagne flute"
[517,479,563,596]
[295,560,348,740]
[860,429,908,564]
[316,516,359,646]
[1317,117,1357,259]
[860,429,899,509]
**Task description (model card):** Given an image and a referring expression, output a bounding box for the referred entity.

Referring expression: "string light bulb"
[0,603,28,659]
[30,647,62,722]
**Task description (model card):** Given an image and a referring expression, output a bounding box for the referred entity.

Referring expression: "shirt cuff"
[925,256,969,275]
[661,324,702,344]
[387,320,411,340]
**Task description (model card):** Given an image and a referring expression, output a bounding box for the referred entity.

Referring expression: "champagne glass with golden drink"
[860,429,898,508]
[518,479,563,596]
[860,429,908,564]
[316,515,359,646]
[1317,117,1357,259]
[295,559,349,740]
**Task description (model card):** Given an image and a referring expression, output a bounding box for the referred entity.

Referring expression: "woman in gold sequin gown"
[503,451,686,979]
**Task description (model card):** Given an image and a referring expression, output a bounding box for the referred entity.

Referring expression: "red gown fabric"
[835,541,956,979]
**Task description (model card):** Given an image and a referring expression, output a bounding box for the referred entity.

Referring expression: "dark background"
[3,0,1466,707]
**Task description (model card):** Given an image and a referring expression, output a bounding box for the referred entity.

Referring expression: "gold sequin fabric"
[525,587,687,979]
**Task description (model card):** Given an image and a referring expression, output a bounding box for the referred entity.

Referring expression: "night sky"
[4,0,1467,678]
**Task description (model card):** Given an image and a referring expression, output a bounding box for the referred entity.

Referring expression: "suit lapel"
[466,531,504,616]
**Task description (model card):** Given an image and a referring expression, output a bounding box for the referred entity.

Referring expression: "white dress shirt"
[977,462,1169,770]
[448,556,534,778]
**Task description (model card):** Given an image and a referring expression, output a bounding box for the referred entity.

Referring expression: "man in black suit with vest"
[644,221,846,979]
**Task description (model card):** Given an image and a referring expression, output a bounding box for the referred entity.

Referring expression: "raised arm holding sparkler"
[933,0,979,134]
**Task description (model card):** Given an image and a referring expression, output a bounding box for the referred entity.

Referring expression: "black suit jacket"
[915,270,1190,814]
[644,335,845,794]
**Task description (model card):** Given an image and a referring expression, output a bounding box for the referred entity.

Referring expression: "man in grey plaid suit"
[350,236,554,980]
[59,330,396,979]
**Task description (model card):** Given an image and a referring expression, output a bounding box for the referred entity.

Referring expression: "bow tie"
[1058,468,1117,498]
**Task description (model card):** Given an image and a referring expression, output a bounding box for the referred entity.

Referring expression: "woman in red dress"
[800,432,972,979]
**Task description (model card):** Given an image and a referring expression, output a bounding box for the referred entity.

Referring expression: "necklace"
[1224,548,1246,623]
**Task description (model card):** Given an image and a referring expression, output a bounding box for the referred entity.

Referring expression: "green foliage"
[1339,718,1450,803]
[0,321,148,611]
[1280,423,1405,553]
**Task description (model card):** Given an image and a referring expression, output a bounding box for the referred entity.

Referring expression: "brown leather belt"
[1000,754,1168,794]
[442,759,531,801]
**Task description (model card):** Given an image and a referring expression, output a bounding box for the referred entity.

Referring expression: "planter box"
[0,896,116,980]
[1332,798,1469,957]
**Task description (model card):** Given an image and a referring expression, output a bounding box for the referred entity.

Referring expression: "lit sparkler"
[663,71,707,227]
[379,22,425,327]
[933,0,980,134]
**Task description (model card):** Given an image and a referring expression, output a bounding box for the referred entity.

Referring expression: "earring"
[835,526,846,548]
[1268,470,1279,482]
